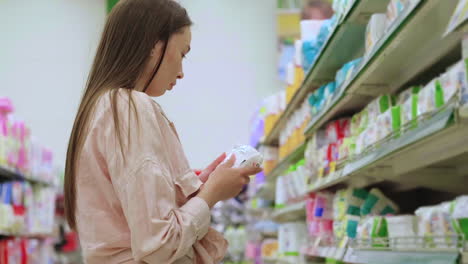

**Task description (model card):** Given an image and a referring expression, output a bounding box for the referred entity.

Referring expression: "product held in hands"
[225,145,263,169]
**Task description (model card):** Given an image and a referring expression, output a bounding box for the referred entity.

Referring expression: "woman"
[64,0,262,263]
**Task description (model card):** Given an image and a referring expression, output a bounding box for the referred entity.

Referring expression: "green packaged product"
[401,94,419,129]
[376,105,401,141]
[350,112,362,137]
[418,78,444,117]
[346,215,361,238]
[397,85,421,105]
[367,94,394,122]
[357,216,389,248]
[361,188,399,216]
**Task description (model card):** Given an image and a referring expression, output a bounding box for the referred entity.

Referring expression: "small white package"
[366,14,387,55]
[225,145,263,168]
[386,215,417,248]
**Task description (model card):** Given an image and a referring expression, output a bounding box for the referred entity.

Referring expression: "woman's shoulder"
[95,89,161,118]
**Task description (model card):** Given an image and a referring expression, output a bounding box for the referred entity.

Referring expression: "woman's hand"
[197,155,262,208]
[198,153,227,183]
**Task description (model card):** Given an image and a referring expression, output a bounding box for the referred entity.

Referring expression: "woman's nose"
[177,71,184,79]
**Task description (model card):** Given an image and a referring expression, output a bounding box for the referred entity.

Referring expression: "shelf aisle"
[248,0,468,264]
[264,0,392,146]
[305,0,463,137]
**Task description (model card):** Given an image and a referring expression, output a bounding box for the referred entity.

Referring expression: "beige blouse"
[75,89,227,263]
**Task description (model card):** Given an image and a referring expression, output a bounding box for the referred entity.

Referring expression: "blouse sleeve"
[113,158,210,263]
[104,91,211,263]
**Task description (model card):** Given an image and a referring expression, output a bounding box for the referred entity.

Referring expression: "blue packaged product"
[317,17,335,47]
[302,40,319,72]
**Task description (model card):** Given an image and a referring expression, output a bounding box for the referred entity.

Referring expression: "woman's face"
[141,26,192,97]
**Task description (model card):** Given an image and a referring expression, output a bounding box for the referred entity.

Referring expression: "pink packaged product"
[313,192,334,220]
[0,97,14,166]
[306,195,318,236]
[0,97,14,135]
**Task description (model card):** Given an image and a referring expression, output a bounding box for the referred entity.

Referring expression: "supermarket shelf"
[303,236,465,264]
[261,142,307,199]
[263,0,390,146]
[255,182,275,200]
[344,246,462,264]
[304,246,348,262]
[305,0,462,136]
[0,166,53,187]
[272,201,306,223]
[0,233,54,240]
[310,105,468,194]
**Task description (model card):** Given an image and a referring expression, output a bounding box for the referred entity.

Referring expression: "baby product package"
[415,206,435,247]
[418,78,444,117]
[386,0,414,30]
[367,94,394,122]
[357,216,389,247]
[313,192,334,220]
[317,16,336,47]
[376,105,401,141]
[434,202,458,248]
[397,86,421,105]
[366,14,387,55]
[347,188,369,216]
[452,196,468,239]
[225,145,263,169]
[462,60,468,105]
[441,60,468,104]
[386,215,417,248]
[416,203,458,248]
[361,188,399,216]
[401,93,419,129]
[338,137,354,161]
[346,214,361,239]
[326,118,351,144]
[350,112,362,137]
[261,146,278,175]
[275,177,287,209]
[324,82,337,106]
[363,122,378,151]
[335,59,362,88]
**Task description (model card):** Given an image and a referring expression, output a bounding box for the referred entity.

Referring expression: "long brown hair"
[64,0,192,230]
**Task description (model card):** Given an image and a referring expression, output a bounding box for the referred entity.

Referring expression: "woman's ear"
[151,41,165,58]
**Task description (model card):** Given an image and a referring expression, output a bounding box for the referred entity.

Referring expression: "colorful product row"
[304,59,468,181]
[304,187,468,251]
[0,97,56,185]
[0,238,55,264]
[0,181,56,236]
[275,159,311,207]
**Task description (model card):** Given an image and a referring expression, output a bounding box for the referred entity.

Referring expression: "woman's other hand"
[197,155,262,208]
[198,153,227,183]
